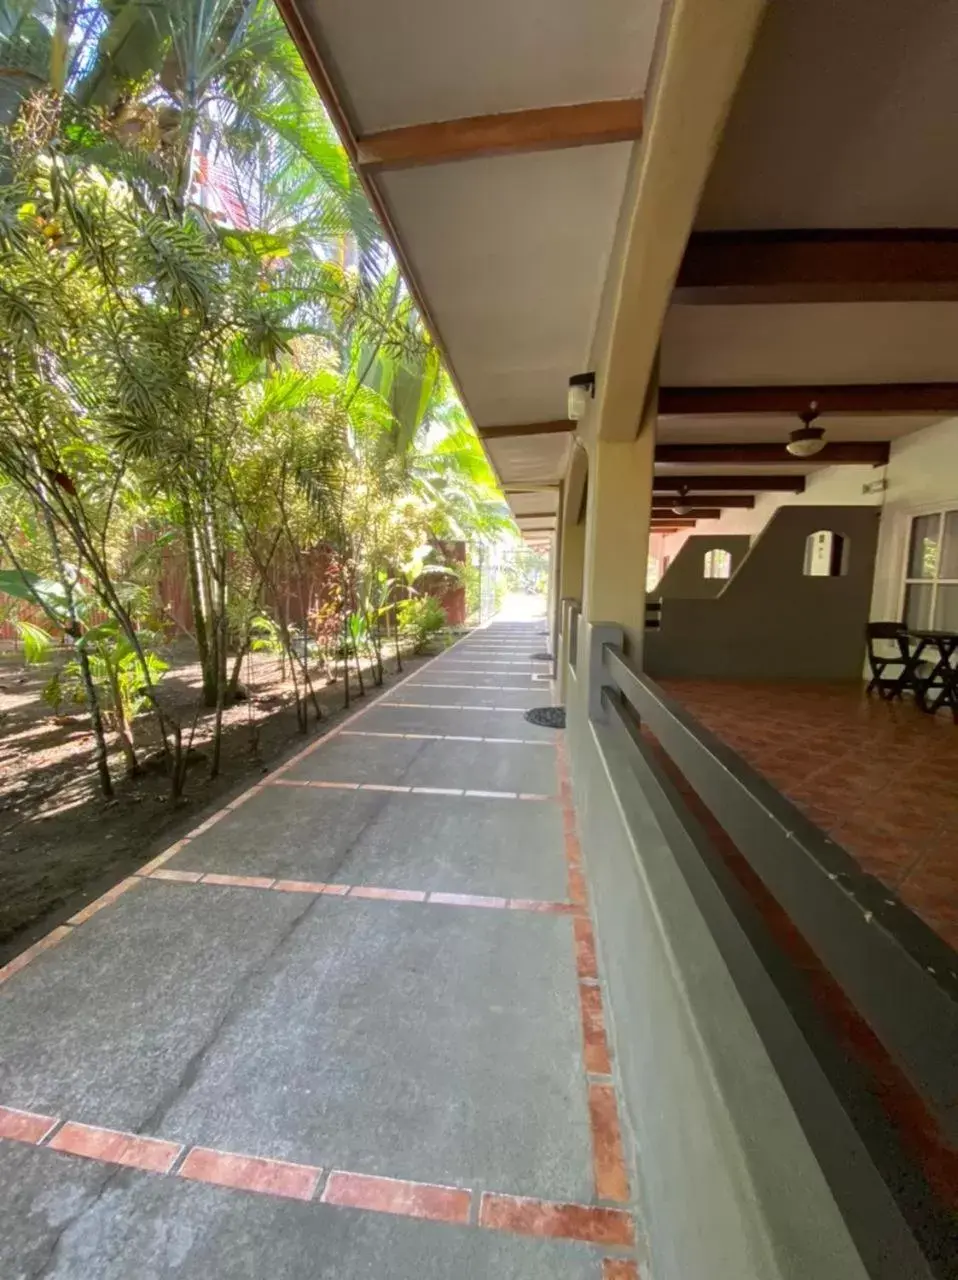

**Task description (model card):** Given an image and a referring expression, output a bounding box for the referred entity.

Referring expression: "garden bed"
[0,633,464,958]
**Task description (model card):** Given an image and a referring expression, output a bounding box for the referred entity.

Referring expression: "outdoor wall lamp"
[567,371,595,421]
[787,402,827,457]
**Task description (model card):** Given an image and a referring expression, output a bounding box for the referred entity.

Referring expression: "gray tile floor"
[0,622,624,1277]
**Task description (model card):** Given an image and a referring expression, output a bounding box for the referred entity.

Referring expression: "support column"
[582,389,655,662]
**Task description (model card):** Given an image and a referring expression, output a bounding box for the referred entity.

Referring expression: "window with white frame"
[901,510,958,630]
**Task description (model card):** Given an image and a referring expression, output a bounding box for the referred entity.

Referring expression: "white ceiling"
[381,147,631,427]
[655,0,958,510]
[309,0,658,132]
[291,0,663,540]
[486,432,572,486]
[661,303,958,387]
[697,0,958,230]
[510,490,560,517]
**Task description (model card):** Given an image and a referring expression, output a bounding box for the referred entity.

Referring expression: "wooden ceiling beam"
[356,99,644,171]
[479,421,573,440]
[656,441,890,466]
[675,229,958,305]
[652,475,806,493]
[676,493,754,509]
[652,507,721,519]
[652,518,697,528]
[659,384,958,416]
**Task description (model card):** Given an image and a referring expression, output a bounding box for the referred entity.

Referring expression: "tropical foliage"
[0,0,514,798]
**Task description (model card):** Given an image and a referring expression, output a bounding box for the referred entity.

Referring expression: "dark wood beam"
[659,384,958,417]
[514,511,558,520]
[681,493,754,509]
[675,230,958,305]
[652,475,806,493]
[652,519,697,528]
[655,441,890,466]
[356,99,644,170]
[479,421,573,441]
[652,507,721,519]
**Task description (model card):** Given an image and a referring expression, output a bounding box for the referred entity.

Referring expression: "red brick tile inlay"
[180,1147,321,1201]
[49,1122,181,1174]
[201,873,275,890]
[272,879,327,895]
[0,926,73,987]
[603,1260,642,1280]
[589,1084,630,1203]
[138,841,190,875]
[508,898,577,914]
[573,916,599,981]
[0,1105,58,1145]
[479,1193,635,1246]
[322,1171,471,1224]
[149,869,203,883]
[568,866,588,907]
[580,983,612,1075]
[348,886,427,902]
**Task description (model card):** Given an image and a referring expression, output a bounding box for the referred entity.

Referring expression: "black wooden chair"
[865,621,912,699]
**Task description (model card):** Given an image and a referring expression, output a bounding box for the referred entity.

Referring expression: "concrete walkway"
[0,620,641,1279]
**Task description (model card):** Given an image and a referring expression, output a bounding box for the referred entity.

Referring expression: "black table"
[906,629,958,718]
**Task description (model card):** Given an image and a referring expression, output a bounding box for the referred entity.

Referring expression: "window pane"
[907,514,940,579]
[904,583,933,630]
[703,549,731,580]
[940,510,958,580]
[934,584,958,631]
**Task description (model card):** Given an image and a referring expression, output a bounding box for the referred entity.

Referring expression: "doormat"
[525,706,566,729]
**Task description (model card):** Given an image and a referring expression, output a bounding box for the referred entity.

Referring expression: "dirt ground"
[0,636,454,960]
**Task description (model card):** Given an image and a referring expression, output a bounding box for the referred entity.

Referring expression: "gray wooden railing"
[573,620,958,1278]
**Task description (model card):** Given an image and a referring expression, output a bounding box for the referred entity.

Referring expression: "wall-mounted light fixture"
[786,402,826,458]
[568,372,596,421]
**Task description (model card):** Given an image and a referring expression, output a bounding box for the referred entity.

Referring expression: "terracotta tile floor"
[662,680,958,951]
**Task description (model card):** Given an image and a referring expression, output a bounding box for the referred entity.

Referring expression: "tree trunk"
[40,510,114,799]
[104,653,139,776]
[183,511,217,706]
[341,616,350,710]
[209,556,229,777]
[353,636,365,698]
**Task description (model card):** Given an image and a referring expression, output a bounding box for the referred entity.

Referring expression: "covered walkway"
[0,620,641,1279]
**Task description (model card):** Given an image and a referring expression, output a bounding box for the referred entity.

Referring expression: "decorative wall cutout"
[803,531,848,577]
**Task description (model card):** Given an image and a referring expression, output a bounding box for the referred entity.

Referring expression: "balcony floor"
[662,680,958,951]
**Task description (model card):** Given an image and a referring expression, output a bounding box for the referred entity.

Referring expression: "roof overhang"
[275,0,666,542]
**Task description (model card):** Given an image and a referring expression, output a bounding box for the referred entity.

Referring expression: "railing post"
[587,623,624,721]
[558,597,573,697]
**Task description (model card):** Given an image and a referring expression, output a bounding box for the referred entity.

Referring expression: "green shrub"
[396,595,447,652]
